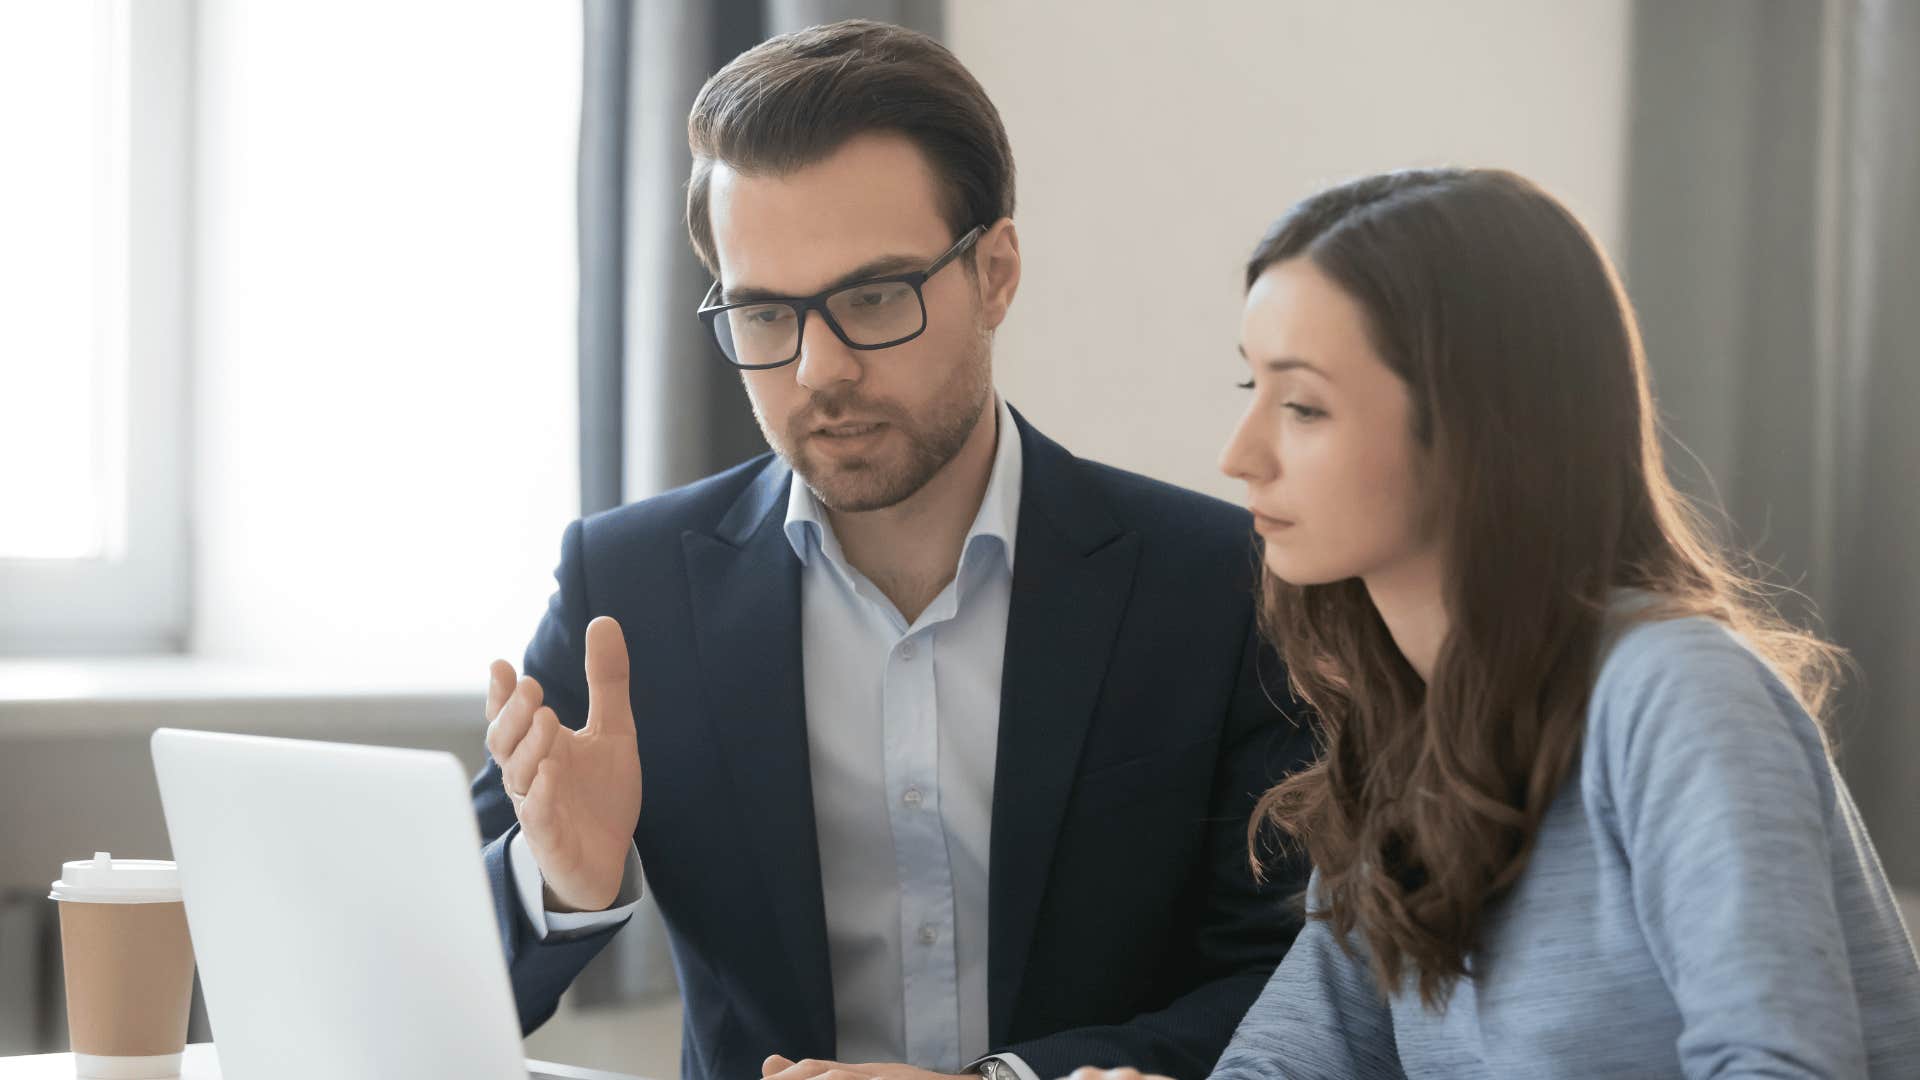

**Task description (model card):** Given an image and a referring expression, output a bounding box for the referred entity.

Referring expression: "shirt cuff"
[507,828,643,941]
[966,1054,1041,1080]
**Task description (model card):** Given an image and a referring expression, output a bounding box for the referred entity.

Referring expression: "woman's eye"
[1236,379,1255,391]
[1284,403,1326,421]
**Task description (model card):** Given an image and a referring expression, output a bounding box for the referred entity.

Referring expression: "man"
[471,19,1312,1080]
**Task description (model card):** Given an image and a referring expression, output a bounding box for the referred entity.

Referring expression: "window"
[0,0,190,653]
[2,1,581,670]
[185,2,581,678]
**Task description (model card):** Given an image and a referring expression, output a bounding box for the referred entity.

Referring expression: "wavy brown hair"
[1244,168,1846,1008]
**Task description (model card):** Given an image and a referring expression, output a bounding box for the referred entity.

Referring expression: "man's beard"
[757,333,992,514]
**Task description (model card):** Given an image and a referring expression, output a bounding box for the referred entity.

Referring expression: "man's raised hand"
[484,615,642,912]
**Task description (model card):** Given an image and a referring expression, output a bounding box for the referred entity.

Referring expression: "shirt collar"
[784,394,1023,575]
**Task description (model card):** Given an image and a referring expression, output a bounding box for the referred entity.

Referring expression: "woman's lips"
[1252,511,1295,534]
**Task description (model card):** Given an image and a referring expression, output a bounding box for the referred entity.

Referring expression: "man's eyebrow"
[722,254,930,304]
[1237,344,1332,380]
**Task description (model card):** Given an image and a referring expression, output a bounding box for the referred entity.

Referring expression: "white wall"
[949,0,1632,502]
[181,2,1633,675]
[189,1,582,682]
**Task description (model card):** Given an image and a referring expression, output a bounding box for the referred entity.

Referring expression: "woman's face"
[1219,256,1436,587]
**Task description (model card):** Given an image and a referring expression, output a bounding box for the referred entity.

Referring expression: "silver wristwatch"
[975,1058,1016,1080]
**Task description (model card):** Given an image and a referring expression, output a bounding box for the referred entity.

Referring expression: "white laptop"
[150,727,635,1080]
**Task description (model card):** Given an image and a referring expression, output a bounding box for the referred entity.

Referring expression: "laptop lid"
[150,728,527,1080]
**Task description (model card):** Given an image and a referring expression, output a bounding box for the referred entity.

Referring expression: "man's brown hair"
[685,19,1015,276]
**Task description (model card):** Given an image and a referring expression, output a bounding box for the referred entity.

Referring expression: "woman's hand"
[1063,1068,1174,1080]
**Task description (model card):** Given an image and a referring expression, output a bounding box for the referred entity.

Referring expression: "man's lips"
[813,420,888,437]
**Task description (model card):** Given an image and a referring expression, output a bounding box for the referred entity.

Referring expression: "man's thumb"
[582,615,634,735]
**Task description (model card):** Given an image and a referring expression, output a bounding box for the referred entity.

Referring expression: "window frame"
[0,0,193,655]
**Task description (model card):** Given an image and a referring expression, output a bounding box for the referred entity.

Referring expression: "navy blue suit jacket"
[470,410,1313,1080]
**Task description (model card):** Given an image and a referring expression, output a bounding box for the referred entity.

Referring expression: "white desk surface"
[0,1044,645,1079]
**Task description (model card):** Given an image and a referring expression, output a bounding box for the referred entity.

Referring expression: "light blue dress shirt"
[511,395,1031,1077]
[784,392,1020,1072]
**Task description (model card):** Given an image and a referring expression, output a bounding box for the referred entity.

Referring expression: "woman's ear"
[975,217,1021,330]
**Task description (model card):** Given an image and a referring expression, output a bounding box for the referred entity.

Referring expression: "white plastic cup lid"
[49,852,182,904]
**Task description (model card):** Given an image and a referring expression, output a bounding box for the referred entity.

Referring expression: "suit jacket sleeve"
[471,518,631,1034]
[993,621,1318,1079]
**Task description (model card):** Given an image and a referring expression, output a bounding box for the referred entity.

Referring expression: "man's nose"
[794,311,862,391]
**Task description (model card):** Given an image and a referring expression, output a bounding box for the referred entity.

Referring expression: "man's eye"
[846,284,909,308]
[744,307,792,325]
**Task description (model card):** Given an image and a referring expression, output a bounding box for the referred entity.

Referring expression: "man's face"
[707,133,996,513]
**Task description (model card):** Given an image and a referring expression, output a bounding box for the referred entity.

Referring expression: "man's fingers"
[484,676,544,772]
[582,615,634,737]
[485,659,517,723]
[504,706,561,798]
[763,1057,844,1080]
[763,1055,793,1077]
[520,757,557,830]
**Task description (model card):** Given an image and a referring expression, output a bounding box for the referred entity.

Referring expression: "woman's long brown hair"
[1245,168,1846,1009]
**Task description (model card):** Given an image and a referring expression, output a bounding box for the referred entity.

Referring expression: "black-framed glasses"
[696,225,986,370]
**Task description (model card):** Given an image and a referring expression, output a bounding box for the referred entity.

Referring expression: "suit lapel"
[682,459,837,1055]
[987,412,1141,1043]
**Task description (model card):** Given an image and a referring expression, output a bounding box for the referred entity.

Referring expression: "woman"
[1083,168,1920,1078]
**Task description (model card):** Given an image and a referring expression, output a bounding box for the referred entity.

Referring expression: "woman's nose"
[1219,405,1278,485]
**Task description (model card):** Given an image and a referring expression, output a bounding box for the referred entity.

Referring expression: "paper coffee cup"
[49,853,195,1080]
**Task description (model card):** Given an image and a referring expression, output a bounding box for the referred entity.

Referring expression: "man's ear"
[974,217,1021,331]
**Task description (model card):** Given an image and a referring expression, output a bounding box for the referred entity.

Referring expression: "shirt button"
[918,924,939,946]
[902,786,923,809]
[899,641,918,661]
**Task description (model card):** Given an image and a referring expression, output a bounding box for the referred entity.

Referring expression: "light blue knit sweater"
[1210,615,1920,1078]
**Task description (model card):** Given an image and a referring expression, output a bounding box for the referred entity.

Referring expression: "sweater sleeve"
[1593,619,1865,1078]
[1208,876,1404,1080]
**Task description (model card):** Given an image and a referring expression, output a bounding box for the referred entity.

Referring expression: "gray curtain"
[1624,0,1920,889]
[571,0,943,1007]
